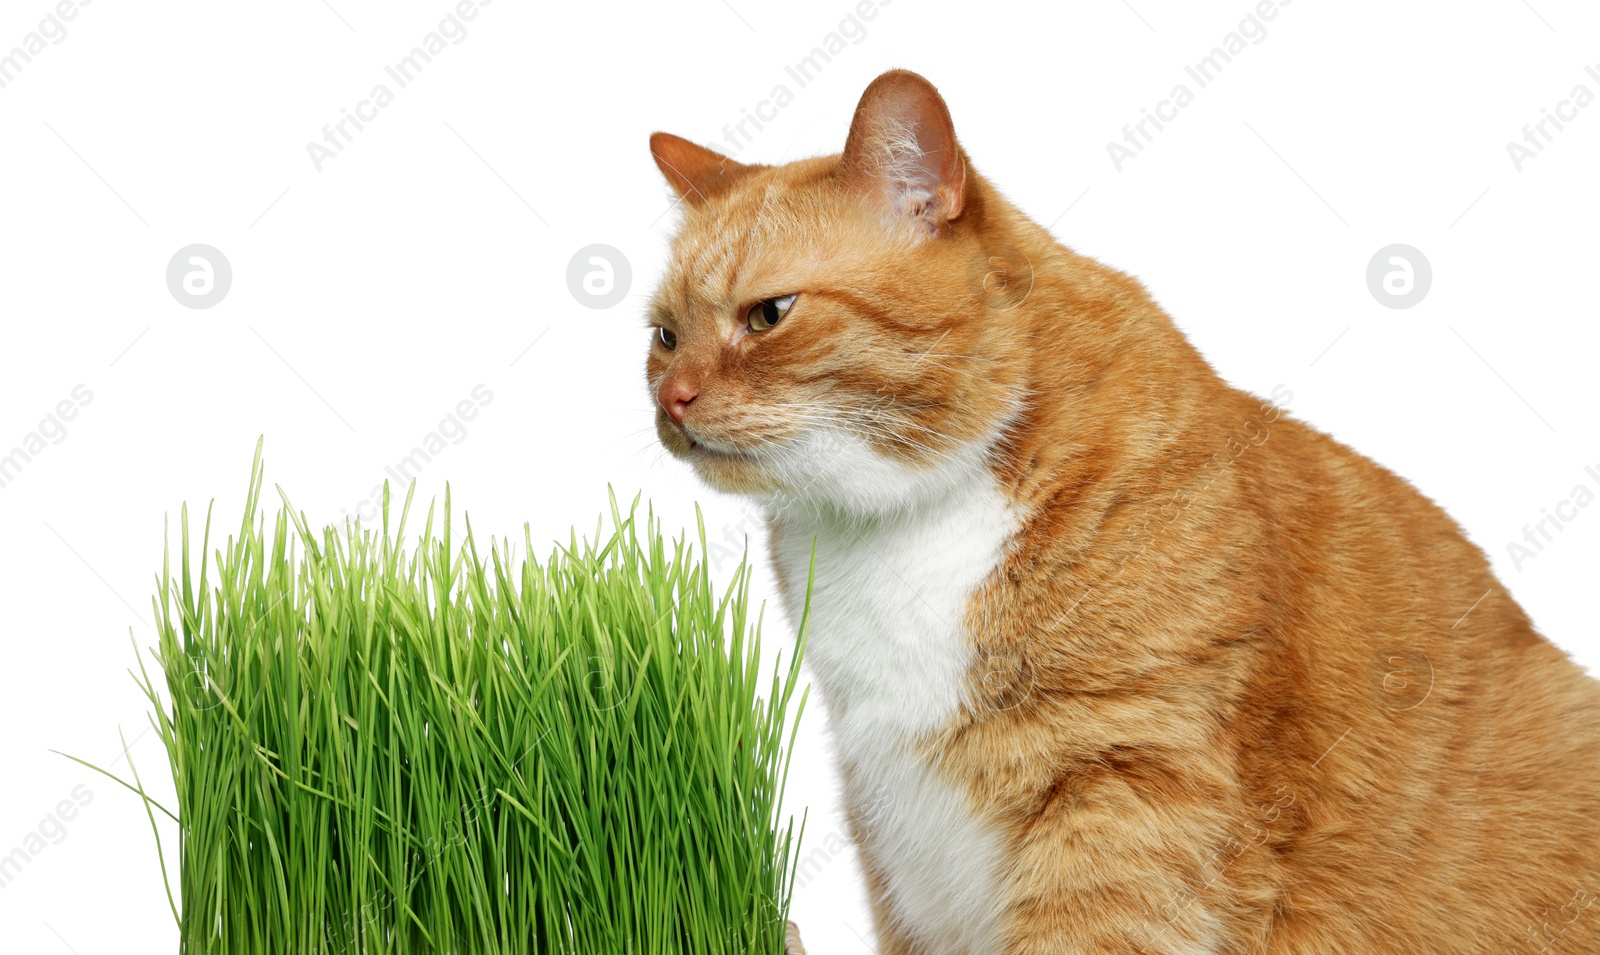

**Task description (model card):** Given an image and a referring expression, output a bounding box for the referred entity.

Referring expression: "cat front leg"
[997,762,1256,955]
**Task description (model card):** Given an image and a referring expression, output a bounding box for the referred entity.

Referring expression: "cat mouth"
[687,436,753,461]
[680,427,768,466]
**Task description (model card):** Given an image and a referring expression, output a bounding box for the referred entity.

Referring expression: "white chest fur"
[770,460,1020,955]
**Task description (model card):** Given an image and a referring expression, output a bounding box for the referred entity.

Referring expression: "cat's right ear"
[650,132,749,207]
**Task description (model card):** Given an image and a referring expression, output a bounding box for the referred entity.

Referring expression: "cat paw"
[785,920,808,955]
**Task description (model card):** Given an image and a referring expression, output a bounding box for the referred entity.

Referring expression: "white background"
[1,0,1596,952]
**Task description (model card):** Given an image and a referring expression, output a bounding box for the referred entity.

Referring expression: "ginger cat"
[645,69,1600,954]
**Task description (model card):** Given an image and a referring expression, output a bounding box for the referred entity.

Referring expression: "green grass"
[80,444,808,954]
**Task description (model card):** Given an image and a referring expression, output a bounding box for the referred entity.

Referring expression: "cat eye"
[746,294,797,332]
[656,327,678,351]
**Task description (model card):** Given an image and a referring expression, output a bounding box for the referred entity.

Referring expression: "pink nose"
[659,379,698,425]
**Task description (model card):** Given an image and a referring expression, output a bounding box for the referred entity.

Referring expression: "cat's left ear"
[650,132,752,206]
[839,70,967,231]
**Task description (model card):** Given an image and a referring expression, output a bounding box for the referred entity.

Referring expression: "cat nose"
[659,378,698,425]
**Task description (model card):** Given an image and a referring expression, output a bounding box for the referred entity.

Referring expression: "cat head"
[646,70,1030,518]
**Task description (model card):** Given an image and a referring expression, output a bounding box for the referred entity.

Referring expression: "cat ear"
[650,132,751,206]
[840,70,967,229]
